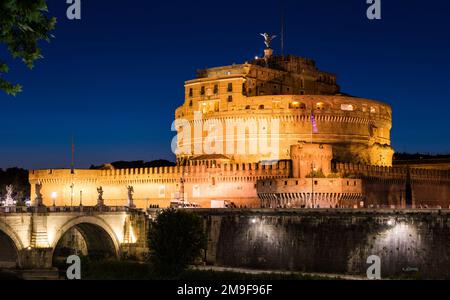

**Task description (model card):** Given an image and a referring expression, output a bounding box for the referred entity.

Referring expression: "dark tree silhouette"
[0,0,56,95]
[148,209,207,277]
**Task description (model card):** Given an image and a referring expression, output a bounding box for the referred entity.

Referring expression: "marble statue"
[127,186,135,208]
[97,186,105,207]
[5,185,14,206]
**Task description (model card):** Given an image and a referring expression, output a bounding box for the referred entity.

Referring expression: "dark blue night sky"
[0,0,449,169]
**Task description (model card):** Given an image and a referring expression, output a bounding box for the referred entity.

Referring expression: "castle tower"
[290,144,333,178]
[174,42,393,166]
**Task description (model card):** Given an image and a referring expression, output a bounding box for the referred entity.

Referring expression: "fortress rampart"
[25,52,449,210]
[176,95,394,166]
[334,162,450,208]
[29,159,450,209]
[29,161,292,209]
[195,209,450,279]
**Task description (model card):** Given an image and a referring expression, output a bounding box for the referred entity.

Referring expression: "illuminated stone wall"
[200,209,450,279]
[335,163,450,208]
[29,161,291,209]
[175,94,394,166]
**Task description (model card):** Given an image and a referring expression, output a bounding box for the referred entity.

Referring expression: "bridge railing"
[0,205,143,214]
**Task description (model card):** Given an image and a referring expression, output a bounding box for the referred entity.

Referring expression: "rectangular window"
[227,83,233,92]
[200,86,205,96]
[189,88,193,97]
[214,84,219,94]
[228,95,233,102]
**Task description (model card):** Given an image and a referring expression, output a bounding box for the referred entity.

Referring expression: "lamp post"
[311,162,317,208]
[51,192,57,207]
[70,183,74,207]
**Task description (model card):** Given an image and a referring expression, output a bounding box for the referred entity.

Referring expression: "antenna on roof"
[71,135,75,174]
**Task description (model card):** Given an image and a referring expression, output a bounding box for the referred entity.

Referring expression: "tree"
[148,209,207,277]
[0,0,56,96]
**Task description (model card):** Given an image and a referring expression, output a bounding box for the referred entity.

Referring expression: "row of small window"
[189,96,234,107]
[189,83,234,97]
[190,99,380,115]
[289,102,378,113]
[262,180,358,186]
[318,75,335,84]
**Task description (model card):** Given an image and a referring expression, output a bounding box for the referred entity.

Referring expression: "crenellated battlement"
[29,161,291,184]
[335,162,450,181]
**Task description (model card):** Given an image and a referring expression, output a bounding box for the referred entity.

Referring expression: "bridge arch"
[51,216,121,263]
[0,222,23,269]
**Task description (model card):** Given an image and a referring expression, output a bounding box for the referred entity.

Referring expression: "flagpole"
[71,136,74,207]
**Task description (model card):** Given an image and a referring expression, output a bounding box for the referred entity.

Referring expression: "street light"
[51,192,57,207]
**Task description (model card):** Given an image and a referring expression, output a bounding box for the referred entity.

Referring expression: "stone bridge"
[0,206,148,272]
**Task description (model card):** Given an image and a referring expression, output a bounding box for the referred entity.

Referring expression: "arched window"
[289,101,306,109]
[341,104,354,111]
[316,102,325,110]
[289,102,300,109]
[245,105,251,110]
[258,105,265,110]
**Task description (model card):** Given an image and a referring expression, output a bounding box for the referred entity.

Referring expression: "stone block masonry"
[195,209,450,279]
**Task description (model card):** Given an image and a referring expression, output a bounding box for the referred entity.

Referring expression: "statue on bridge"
[4,185,15,207]
[126,186,136,208]
[97,186,105,207]
[34,182,44,207]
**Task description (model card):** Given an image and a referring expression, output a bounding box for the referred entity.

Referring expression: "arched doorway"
[0,230,19,269]
[52,222,119,268]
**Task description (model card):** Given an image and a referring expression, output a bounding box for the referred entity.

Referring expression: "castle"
[28,41,450,209]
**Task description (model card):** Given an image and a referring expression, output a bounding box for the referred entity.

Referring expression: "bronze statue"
[260,33,277,49]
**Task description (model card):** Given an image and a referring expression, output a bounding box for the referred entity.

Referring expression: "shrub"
[148,209,207,277]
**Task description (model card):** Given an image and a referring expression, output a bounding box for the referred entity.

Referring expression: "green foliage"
[148,209,207,277]
[326,173,340,178]
[0,0,56,95]
[306,169,326,178]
